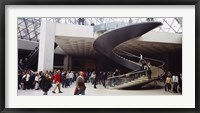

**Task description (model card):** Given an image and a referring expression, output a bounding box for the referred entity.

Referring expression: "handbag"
[74,87,78,95]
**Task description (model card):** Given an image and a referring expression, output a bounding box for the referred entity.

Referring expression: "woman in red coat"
[52,70,63,93]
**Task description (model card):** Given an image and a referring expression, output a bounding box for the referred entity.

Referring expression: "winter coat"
[40,77,52,92]
[54,73,61,83]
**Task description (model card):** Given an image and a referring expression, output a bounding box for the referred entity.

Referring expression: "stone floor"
[18,83,181,96]
[18,82,181,96]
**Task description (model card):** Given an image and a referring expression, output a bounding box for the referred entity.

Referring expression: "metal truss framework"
[17,17,182,42]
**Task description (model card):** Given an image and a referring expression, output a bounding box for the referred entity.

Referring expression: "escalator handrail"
[28,43,58,63]
[115,49,165,68]
[28,48,39,61]
[107,51,165,80]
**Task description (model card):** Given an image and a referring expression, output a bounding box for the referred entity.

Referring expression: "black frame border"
[0,0,200,113]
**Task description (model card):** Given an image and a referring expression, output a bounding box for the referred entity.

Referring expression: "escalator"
[18,64,23,72]
[25,43,58,71]
[93,22,165,89]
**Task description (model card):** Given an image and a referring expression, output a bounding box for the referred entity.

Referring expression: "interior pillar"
[37,21,56,72]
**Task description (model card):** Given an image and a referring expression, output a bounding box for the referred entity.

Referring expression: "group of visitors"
[18,68,124,95]
[18,54,182,95]
[61,71,75,88]
[78,18,85,25]
[18,69,55,95]
[18,69,87,95]
[139,54,152,79]
[18,68,183,95]
[88,69,121,88]
[77,18,95,26]
[164,71,182,93]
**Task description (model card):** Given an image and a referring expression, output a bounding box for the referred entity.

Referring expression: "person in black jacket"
[145,61,152,80]
[40,73,52,95]
[178,73,182,93]
[94,72,99,88]
[18,72,23,89]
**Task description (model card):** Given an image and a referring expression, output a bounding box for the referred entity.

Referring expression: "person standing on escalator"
[24,58,28,69]
[139,54,147,71]
[112,69,120,86]
[146,61,152,79]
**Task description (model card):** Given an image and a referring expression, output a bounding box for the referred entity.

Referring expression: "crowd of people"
[18,54,182,95]
[164,71,182,93]
[139,54,182,94]
[18,68,182,95]
[139,54,152,80]
[18,68,123,95]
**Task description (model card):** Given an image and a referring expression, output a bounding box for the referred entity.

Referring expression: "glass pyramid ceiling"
[18,17,182,42]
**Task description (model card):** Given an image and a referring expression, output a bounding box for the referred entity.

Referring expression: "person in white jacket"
[22,72,30,90]
[89,71,96,85]
[65,71,71,87]
[34,73,40,90]
[69,71,74,85]
[172,74,179,93]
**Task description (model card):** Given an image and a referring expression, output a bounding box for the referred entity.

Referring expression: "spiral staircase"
[93,22,165,89]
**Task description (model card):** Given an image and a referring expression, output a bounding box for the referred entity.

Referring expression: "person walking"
[22,71,30,90]
[52,70,63,94]
[69,71,74,85]
[61,71,66,88]
[74,71,86,95]
[65,71,71,87]
[34,73,40,90]
[178,73,182,93]
[40,73,52,95]
[102,72,107,88]
[165,72,172,92]
[172,74,179,93]
[18,72,22,89]
[90,71,96,85]
[94,71,100,88]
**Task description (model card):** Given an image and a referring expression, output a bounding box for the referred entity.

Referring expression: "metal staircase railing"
[93,22,163,89]
[116,49,165,69]
[106,49,165,88]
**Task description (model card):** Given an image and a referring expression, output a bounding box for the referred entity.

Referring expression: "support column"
[68,56,72,70]
[63,55,72,70]
[38,21,56,72]
[64,55,69,70]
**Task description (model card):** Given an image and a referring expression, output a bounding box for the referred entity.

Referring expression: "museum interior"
[17,18,182,95]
